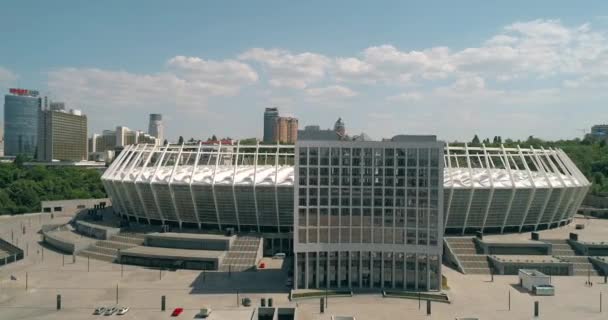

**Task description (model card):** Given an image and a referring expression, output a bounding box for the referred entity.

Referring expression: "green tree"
[178,136,184,144]
[471,134,480,145]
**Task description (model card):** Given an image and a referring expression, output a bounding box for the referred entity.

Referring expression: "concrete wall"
[42,232,75,253]
[75,220,120,240]
[41,198,111,215]
[144,234,233,251]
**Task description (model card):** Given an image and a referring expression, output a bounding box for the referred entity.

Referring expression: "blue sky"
[2,1,608,142]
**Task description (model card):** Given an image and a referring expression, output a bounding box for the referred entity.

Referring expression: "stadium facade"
[102,142,590,236]
[102,138,590,290]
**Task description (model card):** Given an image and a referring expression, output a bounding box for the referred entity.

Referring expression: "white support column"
[461,143,475,235]
[168,143,185,228]
[480,144,495,232]
[189,142,203,229]
[121,144,147,220]
[500,144,517,233]
[108,144,133,216]
[150,145,170,224]
[557,149,590,219]
[530,146,554,230]
[542,147,568,227]
[444,144,455,229]
[552,149,580,222]
[119,145,143,218]
[211,143,223,230]
[134,145,158,224]
[231,141,242,232]
[252,143,261,232]
[112,144,137,217]
[517,146,536,232]
[274,143,281,231]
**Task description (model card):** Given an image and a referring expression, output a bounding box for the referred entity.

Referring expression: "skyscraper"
[263,107,279,143]
[37,107,88,162]
[274,117,299,143]
[148,113,164,143]
[4,88,41,157]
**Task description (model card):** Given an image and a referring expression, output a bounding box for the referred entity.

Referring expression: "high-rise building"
[274,117,299,143]
[148,114,163,143]
[4,88,41,157]
[293,136,445,290]
[0,123,4,157]
[37,107,88,162]
[263,107,279,143]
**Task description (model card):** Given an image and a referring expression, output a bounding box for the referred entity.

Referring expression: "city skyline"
[2,1,608,142]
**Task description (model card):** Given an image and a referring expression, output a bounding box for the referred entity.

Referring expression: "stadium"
[101,142,590,235]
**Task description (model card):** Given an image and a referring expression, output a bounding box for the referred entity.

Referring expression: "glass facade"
[293,139,444,291]
[4,94,40,157]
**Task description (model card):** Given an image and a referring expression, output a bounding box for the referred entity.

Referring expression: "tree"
[163,139,168,146]
[178,136,184,144]
[212,134,218,141]
[471,134,480,145]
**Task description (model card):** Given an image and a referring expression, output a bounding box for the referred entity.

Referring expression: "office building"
[263,107,279,143]
[590,124,608,140]
[148,114,163,143]
[0,124,4,157]
[89,126,159,154]
[294,137,444,290]
[274,117,299,143]
[37,107,88,162]
[298,118,349,141]
[4,88,41,157]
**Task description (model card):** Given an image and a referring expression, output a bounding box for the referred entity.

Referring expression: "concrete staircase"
[78,233,145,263]
[557,256,604,276]
[219,236,262,272]
[544,239,578,256]
[445,237,493,274]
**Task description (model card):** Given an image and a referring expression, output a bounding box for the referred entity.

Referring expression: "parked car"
[273,253,286,259]
[242,297,251,307]
[104,307,117,316]
[171,307,184,317]
[196,307,212,318]
[93,307,106,315]
[117,307,129,315]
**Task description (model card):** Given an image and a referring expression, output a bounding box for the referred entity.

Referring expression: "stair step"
[78,250,116,263]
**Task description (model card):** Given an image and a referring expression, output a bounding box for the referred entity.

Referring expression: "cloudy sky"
[2,0,608,142]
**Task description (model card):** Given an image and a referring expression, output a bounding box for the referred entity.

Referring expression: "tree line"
[0,155,106,215]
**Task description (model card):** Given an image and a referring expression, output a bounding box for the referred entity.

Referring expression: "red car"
[171,308,184,317]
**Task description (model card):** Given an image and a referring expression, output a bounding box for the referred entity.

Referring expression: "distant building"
[4,88,41,157]
[298,118,348,141]
[274,117,298,143]
[148,114,164,143]
[37,107,88,162]
[590,124,608,140]
[263,107,279,143]
[89,126,159,154]
[0,123,4,157]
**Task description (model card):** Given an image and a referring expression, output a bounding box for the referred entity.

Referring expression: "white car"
[94,307,106,315]
[117,307,129,315]
[104,307,117,316]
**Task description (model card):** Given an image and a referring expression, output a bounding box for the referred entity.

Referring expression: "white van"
[273,253,286,259]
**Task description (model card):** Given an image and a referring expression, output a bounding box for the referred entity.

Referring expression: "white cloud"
[0,67,17,84]
[386,92,422,103]
[239,48,330,88]
[305,85,358,100]
[47,56,258,112]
